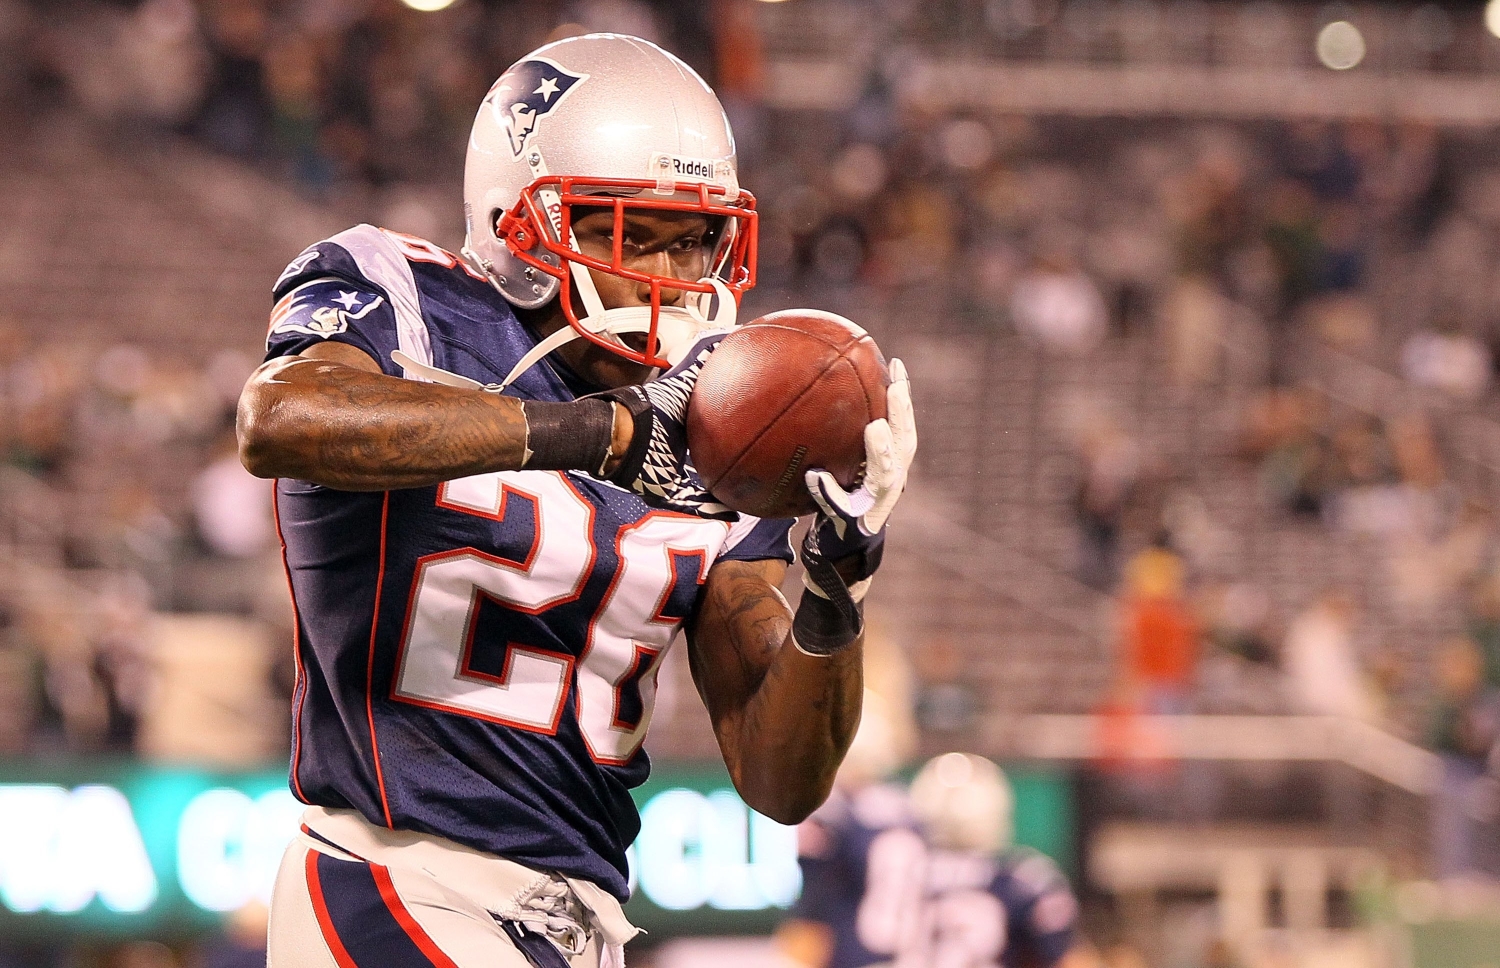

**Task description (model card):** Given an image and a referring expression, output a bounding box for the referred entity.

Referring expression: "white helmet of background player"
[909,752,1014,856]
[463,33,757,388]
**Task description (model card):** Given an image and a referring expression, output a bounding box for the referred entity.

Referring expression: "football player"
[904,753,1080,968]
[779,691,919,968]
[235,33,916,968]
[787,751,1078,968]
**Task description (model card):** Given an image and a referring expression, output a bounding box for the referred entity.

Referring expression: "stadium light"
[1488,0,1500,39]
[399,0,458,12]
[1316,20,1365,70]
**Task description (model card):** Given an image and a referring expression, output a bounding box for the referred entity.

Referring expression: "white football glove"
[806,358,917,543]
[797,358,916,631]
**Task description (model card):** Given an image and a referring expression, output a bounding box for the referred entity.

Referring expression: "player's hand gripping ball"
[686,311,894,519]
[805,357,916,546]
[800,357,916,598]
[597,333,738,520]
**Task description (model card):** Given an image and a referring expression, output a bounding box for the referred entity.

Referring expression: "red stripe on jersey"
[268,289,299,335]
[367,492,394,827]
[273,485,309,804]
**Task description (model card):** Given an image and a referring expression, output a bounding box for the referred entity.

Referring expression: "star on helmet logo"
[483,58,589,160]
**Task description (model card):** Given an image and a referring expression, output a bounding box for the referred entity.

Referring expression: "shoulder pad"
[1003,847,1067,894]
[273,223,486,299]
[851,783,913,830]
[273,225,389,298]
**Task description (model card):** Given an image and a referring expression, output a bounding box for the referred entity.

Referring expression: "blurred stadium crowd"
[8,0,1500,963]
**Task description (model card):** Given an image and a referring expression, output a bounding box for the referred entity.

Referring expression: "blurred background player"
[776,628,918,968]
[779,737,1081,968]
[777,689,918,968]
[906,753,1080,968]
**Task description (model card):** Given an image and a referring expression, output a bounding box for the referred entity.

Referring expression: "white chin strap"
[486,264,737,391]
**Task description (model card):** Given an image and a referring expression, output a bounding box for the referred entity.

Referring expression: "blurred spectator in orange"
[1117,540,1198,714]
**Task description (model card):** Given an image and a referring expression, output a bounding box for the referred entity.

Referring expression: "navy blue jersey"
[795,786,1076,968]
[265,225,795,900]
[927,847,1078,968]
[999,849,1079,968]
[792,783,916,968]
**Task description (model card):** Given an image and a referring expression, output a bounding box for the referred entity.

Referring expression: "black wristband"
[803,526,886,586]
[793,559,865,656]
[522,399,616,473]
[586,387,654,487]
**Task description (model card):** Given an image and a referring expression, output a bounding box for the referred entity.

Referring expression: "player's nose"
[633,250,687,306]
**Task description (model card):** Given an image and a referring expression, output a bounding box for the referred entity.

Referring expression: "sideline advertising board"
[0,761,1072,938]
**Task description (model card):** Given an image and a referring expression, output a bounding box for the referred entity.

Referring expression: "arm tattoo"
[238,357,531,490]
[691,564,790,711]
[689,559,863,818]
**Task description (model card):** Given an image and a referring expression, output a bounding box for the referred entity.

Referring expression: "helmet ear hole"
[490,209,506,240]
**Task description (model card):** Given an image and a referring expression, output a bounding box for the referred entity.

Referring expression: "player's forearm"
[237,355,532,489]
[690,562,863,824]
[730,633,864,824]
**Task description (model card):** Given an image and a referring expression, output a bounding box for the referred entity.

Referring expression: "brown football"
[687,310,889,519]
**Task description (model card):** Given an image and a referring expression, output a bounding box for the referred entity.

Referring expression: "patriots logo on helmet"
[484,58,588,159]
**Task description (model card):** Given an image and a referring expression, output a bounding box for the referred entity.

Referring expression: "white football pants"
[268,806,634,968]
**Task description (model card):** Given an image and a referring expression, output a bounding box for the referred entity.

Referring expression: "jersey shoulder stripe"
[273,225,444,377]
[322,225,434,377]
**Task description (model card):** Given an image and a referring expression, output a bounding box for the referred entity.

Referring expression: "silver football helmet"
[909,752,1014,856]
[462,33,757,387]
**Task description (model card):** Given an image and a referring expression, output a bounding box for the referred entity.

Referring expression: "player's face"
[571,207,714,306]
[556,208,714,388]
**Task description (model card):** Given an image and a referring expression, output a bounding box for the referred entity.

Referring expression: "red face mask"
[495,175,758,369]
